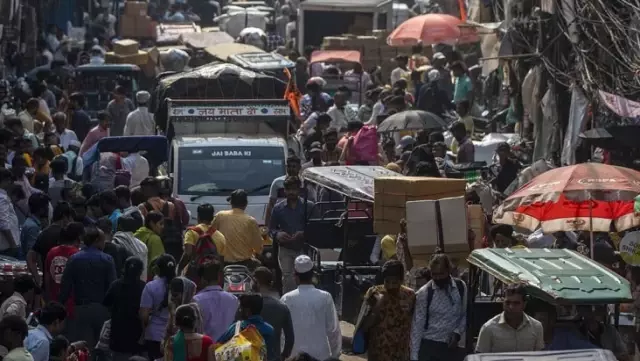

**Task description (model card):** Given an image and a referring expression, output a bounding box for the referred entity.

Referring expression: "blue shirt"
[20,216,41,260]
[268,198,315,250]
[217,316,276,361]
[109,209,122,233]
[59,246,116,306]
[24,325,52,361]
[546,326,598,350]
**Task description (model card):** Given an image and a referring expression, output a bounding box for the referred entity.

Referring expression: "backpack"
[144,201,183,259]
[184,226,219,282]
[351,125,378,163]
[424,278,465,330]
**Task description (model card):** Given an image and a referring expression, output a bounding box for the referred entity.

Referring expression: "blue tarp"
[82,136,169,169]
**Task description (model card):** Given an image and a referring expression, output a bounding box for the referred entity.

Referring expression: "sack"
[424,278,465,330]
[96,319,111,351]
[184,226,219,282]
[351,125,378,163]
[215,322,266,361]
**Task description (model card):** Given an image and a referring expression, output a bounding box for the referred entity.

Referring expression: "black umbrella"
[377,110,447,133]
[579,126,640,149]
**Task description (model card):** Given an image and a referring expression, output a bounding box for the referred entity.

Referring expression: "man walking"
[281,255,341,360]
[59,226,116,348]
[410,253,467,361]
[254,267,294,361]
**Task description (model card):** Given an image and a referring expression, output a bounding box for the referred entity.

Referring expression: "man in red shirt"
[45,222,84,310]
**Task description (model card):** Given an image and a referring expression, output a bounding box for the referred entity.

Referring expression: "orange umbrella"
[387,14,479,47]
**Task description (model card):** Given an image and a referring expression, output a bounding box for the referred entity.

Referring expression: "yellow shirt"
[183,224,227,257]
[212,209,263,262]
[380,234,397,260]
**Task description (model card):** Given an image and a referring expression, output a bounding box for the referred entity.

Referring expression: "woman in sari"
[164,304,216,361]
[165,277,199,339]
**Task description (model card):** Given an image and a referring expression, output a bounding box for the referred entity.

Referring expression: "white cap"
[433,52,446,60]
[294,255,314,273]
[136,90,151,104]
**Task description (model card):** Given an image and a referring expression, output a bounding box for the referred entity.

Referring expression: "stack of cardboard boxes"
[120,1,155,39]
[105,39,149,66]
[321,29,430,81]
[373,177,467,235]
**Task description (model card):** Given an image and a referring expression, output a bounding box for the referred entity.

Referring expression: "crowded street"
[0,0,640,361]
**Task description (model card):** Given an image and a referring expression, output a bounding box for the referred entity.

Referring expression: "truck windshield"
[177,146,285,196]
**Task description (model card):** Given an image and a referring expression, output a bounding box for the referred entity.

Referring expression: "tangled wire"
[543,0,640,99]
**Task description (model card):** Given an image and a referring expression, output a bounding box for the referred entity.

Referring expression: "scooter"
[222,265,254,295]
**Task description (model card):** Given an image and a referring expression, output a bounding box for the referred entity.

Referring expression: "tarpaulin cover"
[151,63,287,130]
[83,136,169,169]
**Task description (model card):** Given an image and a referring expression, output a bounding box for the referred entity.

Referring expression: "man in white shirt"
[476,284,544,353]
[0,168,20,257]
[285,14,297,42]
[390,55,410,86]
[123,91,156,136]
[52,112,78,150]
[18,99,40,133]
[327,87,357,131]
[281,255,341,360]
[121,152,149,188]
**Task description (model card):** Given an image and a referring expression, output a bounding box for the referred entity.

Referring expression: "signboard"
[167,99,291,137]
[169,104,290,117]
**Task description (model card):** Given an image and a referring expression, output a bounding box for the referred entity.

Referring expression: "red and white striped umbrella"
[493,163,640,232]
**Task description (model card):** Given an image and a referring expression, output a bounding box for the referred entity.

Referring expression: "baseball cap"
[309,141,323,153]
[433,52,446,60]
[397,135,415,150]
[294,255,314,273]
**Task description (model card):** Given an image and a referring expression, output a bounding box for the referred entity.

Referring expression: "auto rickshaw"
[309,50,365,107]
[74,64,141,119]
[301,165,403,323]
[466,247,633,355]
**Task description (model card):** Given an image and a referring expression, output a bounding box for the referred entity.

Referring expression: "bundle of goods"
[321,29,431,81]
[105,39,149,66]
[374,176,467,234]
[120,1,156,39]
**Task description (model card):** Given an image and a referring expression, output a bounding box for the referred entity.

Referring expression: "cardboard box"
[125,1,148,16]
[119,14,138,38]
[113,39,139,56]
[373,177,467,234]
[105,50,149,65]
[119,14,156,38]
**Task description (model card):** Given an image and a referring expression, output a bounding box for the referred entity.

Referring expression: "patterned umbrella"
[387,14,479,47]
[493,163,640,232]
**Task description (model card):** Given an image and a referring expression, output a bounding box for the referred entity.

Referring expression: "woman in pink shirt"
[79,111,110,156]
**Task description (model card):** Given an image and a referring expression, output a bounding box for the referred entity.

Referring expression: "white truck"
[166,99,292,225]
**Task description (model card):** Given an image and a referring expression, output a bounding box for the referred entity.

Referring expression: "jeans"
[278,247,301,294]
[67,304,110,351]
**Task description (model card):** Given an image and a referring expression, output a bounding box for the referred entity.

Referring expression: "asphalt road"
[339,322,365,361]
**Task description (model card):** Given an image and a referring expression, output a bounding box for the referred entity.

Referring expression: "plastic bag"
[215,322,266,361]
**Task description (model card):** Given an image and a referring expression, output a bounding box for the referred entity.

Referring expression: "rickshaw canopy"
[467,248,633,305]
[301,166,402,202]
[310,50,362,65]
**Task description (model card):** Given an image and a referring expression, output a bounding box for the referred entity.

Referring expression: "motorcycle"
[222,265,254,295]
